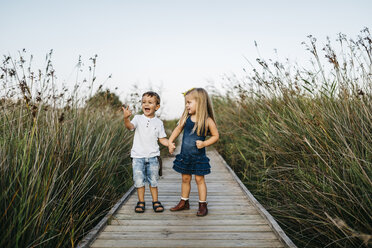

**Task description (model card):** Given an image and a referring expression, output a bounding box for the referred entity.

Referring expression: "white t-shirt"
[130,114,167,158]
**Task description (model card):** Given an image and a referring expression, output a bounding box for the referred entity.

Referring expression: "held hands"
[168,142,176,155]
[196,140,205,149]
[122,105,132,119]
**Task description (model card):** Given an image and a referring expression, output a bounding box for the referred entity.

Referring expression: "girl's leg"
[195,175,207,201]
[195,175,208,216]
[181,174,192,198]
[170,174,191,211]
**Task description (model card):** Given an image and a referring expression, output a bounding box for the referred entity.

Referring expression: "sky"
[1,0,371,119]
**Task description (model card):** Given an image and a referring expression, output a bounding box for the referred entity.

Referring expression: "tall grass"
[0,52,133,247]
[213,28,372,247]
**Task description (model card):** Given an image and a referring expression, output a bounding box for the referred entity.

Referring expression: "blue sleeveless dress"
[173,116,210,175]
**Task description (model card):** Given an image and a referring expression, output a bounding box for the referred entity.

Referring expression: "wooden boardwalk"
[82,149,296,248]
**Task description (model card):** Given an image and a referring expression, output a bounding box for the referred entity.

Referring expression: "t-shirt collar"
[142,114,157,120]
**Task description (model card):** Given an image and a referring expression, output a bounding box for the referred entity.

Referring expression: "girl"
[168,88,219,216]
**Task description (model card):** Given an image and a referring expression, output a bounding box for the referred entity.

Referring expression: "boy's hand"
[196,140,205,149]
[122,105,132,119]
[169,142,176,154]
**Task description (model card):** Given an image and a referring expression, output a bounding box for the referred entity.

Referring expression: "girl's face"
[141,95,159,118]
[185,94,197,115]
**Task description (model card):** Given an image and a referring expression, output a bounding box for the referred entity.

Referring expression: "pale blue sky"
[1,0,371,118]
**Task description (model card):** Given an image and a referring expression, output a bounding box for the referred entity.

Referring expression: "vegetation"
[213,28,372,247]
[0,52,133,247]
[86,88,123,109]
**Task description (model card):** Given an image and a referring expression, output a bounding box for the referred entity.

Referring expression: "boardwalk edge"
[77,185,135,248]
[214,150,297,248]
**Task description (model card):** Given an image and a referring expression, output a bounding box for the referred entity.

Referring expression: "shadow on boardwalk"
[79,148,296,248]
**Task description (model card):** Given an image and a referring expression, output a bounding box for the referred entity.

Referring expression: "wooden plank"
[91,239,284,248]
[117,209,259,215]
[127,198,249,202]
[97,232,278,240]
[108,219,268,226]
[120,204,256,210]
[143,191,246,196]
[113,214,263,220]
[103,225,272,232]
[126,200,251,205]
[126,195,250,201]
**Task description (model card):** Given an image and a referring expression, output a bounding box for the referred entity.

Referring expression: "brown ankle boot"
[197,202,208,216]
[170,199,190,211]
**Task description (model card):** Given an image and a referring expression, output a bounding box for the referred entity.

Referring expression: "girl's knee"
[182,174,192,183]
[195,175,205,185]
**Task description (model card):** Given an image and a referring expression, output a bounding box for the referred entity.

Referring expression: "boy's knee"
[148,175,159,187]
[147,158,159,187]
[134,175,145,188]
[133,169,145,188]
[134,181,145,188]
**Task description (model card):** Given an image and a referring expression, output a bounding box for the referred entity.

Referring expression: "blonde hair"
[179,88,215,136]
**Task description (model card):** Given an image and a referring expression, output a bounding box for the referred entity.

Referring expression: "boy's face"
[141,95,160,118]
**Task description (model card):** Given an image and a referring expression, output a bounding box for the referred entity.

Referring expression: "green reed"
[214,28,372,247]
[0,52,133,247]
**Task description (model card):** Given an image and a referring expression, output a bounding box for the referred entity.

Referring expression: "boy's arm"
[158,121,169,147]
[124,117,134,130]
[158,138,169,147]
[196,118,219,149]
[122,106,135,130]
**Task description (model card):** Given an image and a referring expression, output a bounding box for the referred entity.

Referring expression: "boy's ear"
[155,104,160,111]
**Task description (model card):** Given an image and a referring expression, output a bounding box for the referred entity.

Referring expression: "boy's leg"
[195,175,207,201]
[149,186,163,211]
[132,158,146,212]
[149,186,159,202]
[147,157,163,211]
[137,186,145,201]
[136,186,145,211]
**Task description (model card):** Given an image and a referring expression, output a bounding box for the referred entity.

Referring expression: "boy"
[123,91,172,213]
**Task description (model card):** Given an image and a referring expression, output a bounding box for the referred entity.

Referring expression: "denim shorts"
[132,157,159,188]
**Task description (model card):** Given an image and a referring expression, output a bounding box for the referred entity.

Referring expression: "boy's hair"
[142,91,160,105]
[179,88,215,136]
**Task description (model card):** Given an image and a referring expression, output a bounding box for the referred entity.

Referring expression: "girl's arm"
[196,117,219,149]
[168,124,183,144]
[168,123,184,154]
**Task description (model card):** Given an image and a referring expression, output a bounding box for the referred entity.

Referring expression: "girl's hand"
[196,140,205,149]
[169,143,176,154]
[122,105,132,119]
